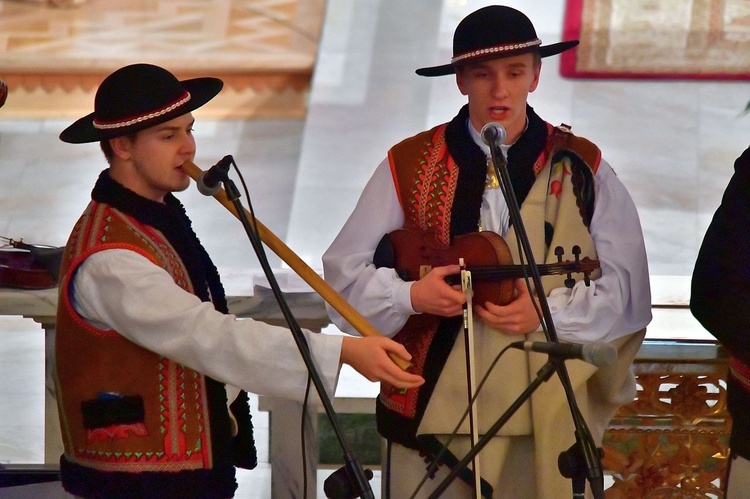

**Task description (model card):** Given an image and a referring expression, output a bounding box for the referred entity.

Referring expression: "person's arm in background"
[692,146,750,366]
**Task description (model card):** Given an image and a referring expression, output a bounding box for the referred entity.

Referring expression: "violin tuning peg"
[555,246,565,262]
[572,245,581,262]
[565,277,575,288]
[584,275,591,286]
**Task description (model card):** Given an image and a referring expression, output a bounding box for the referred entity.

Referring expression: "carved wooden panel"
[603,341,730,498]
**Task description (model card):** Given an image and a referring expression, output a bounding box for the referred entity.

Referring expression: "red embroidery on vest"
[407,125,458,245]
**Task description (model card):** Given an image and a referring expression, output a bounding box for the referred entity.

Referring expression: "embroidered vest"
[55,201,237,498]
[376,120,601,448]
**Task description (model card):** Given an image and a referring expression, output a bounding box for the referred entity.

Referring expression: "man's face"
[455,52,541,144]
[110,113,196,203]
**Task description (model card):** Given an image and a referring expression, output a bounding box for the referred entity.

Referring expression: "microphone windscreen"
[583,342,617,367]
[481,122,507,146]
[196,171,221,196]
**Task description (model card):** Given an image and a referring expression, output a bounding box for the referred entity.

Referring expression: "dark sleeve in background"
[691,146,750,366]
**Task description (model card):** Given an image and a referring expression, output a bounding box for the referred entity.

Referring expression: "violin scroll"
[556,244,596,289]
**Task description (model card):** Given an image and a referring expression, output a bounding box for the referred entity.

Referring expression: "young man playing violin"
[322,6,651,498]
[54,63,423,499]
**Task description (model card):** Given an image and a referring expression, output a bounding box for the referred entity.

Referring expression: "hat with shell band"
[60,63,223,144]
[416,5,579,77]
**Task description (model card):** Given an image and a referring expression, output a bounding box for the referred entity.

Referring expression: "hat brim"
[59,77,223,144]
[416,40,579,77]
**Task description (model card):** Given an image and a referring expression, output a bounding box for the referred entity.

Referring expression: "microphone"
[323,464,374,499]
[481,122,507,147]
[196,155,233,196]
[510,340,617,368]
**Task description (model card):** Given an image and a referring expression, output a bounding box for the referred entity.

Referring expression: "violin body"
[374,229,600,306]
[376,229,515,306]
[0,239,62,290]
[0,250,57,289]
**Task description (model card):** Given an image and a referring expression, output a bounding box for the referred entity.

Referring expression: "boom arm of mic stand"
[485,142,605,498]
[192,164,375,499]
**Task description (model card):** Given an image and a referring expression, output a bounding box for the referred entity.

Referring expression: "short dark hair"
[100,140,114,164]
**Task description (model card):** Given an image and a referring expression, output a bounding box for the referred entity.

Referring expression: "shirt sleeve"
[322,158,416,337]
[71,249,343,404]
[544,160,652,343]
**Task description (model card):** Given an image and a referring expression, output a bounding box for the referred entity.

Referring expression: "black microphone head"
[581,342,618,367]
[481,122,507,146]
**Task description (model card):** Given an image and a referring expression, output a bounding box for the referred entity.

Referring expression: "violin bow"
[460,258,482,498]
[180,160,411,371]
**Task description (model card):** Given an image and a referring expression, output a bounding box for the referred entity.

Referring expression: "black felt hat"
[60,63,223,144]
[416,5,579,77]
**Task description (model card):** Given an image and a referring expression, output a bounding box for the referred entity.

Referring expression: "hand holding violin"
[474,278,541,334]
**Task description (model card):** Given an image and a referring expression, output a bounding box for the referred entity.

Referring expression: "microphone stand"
[428,126,604,499]
[215,163,374,499]
[487,127,604,498]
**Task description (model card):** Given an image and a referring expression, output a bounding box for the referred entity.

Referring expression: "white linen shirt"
[71,249,343,404]
[322,123,652,344]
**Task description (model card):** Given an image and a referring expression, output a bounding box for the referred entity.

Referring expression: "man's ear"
[455,70,468,96]
[109,136,132,160]
[529,61,541,93]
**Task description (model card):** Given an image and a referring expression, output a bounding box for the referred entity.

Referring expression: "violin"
[373,229,600,306]
[0,237,62,290]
